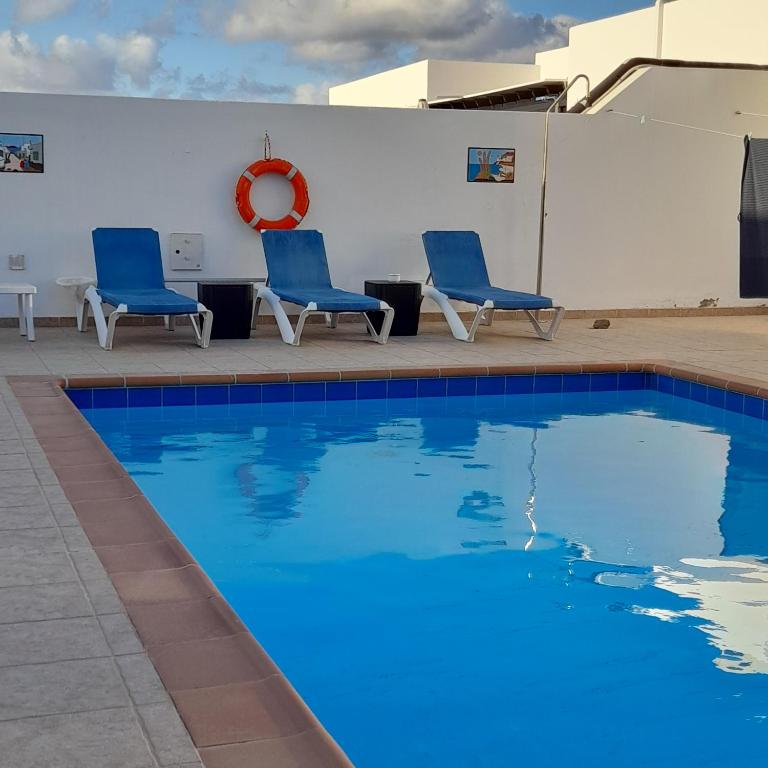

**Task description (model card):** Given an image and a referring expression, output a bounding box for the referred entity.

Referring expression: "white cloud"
[0,30,162,94]
[292,80,331,105]
[14,0,77,24]
[214,0,575,70]
[97,32,161,89]
[0,27,298,103]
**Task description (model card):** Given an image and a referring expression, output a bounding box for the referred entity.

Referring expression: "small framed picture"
[467,147,514,183]
[0,133,44,173]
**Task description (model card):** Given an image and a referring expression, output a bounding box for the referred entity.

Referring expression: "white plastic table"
[0,283,37,341]
[56,277,96,331]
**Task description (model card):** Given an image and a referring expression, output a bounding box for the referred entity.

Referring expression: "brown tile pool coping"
[9,359,768,768]
[17,359,768,398]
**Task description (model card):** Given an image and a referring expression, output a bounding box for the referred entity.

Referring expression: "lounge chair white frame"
[82,285,213,351]
[422,280,565,343]
[254,285,395,346]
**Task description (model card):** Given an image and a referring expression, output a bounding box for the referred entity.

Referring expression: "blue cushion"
[262,230,381,311]
[97,288,198,315]
[422,230,554,309]
[422,231,490,288]
[261,231,334,291]
[439,286,553,310]
[273,287,382,313]
[92,229,166,290]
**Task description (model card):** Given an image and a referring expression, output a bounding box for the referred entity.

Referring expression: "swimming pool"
[78,379,768,767]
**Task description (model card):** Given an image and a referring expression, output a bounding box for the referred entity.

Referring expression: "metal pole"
[655,0,668,59]
[536,74,590,296]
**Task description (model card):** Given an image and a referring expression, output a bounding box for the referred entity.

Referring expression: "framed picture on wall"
[0,133,44,173]
[467,147,514,183]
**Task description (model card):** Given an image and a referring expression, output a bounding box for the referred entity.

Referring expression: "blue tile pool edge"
[63,370,768,420]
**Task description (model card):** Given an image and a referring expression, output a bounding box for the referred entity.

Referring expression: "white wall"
[543,110,750,309]
[540,67,768,310]
[593,67,768,132]
[329,61,429,108]
[330,60,542,108]
[535,47,570,81]
[662,0,768,65]
[0,91,544,317]
[566,7,657,102]
[536,0,768,107]
[0,87,764,318]
[425,61,541,102]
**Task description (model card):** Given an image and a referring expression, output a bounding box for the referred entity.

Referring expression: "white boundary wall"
[0,92,544,316]
[0,88,763,317]
[545,111,747,310]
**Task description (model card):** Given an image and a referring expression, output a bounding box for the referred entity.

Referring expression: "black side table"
[364,280,422,336]
[197,282,254,339]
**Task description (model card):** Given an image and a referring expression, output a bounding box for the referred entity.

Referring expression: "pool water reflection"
[83,390,768,767]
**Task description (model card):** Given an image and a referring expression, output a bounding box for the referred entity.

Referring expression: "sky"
[0,0,647,104]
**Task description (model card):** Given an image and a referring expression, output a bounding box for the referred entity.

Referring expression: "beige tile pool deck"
[2,314,768,767]
[1,314,767,380]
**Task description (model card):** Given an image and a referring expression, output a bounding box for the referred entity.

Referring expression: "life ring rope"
[235,157,309,232]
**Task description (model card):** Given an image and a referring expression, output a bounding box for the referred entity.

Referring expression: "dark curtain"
[740,136,768,297]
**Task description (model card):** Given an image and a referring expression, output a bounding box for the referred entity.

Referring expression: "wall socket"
[8,254,25,270]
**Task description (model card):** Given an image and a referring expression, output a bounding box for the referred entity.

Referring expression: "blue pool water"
[82,389,768,767]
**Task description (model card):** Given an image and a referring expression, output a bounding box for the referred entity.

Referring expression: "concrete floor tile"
[138,702,199,766]
[42,484,69,505]
[0,582,91,625]
[0,617,111,667]
[27,452,52,470]
[83,577,124,615]
[61,525,91,551]
[70,549,109,581]
[0,527,66,556]
[0,439,25,455]
[33,467,60,485]
[99,613,144,656]
[0,485,46,508]
[116,653,170,705]
[0,708,156,768]
[0,550,76,589]
[0,454,31,471]
[0,657,128,721]
[50,502,79,527]
[0,505,57,530]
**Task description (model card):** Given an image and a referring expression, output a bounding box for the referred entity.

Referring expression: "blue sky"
[0,1,647,103]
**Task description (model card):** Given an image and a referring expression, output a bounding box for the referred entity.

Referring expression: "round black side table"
[364,280,423,336]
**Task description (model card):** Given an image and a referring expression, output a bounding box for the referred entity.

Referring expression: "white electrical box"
[169,233,203,271]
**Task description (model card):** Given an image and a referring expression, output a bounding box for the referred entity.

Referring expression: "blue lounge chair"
[421,231,564,342]
[255,230,394,345]
[84,228,213,350]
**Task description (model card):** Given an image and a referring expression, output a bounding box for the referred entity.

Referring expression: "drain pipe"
[536,74,590,295]
[655,0,668,58]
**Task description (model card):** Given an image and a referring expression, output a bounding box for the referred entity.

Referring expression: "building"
[330,0,768,111]
[329,59,563,112]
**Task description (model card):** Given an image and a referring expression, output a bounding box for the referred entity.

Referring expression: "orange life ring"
[235,158,309,231]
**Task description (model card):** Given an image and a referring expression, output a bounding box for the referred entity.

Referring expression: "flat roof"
[428,79,565,110]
